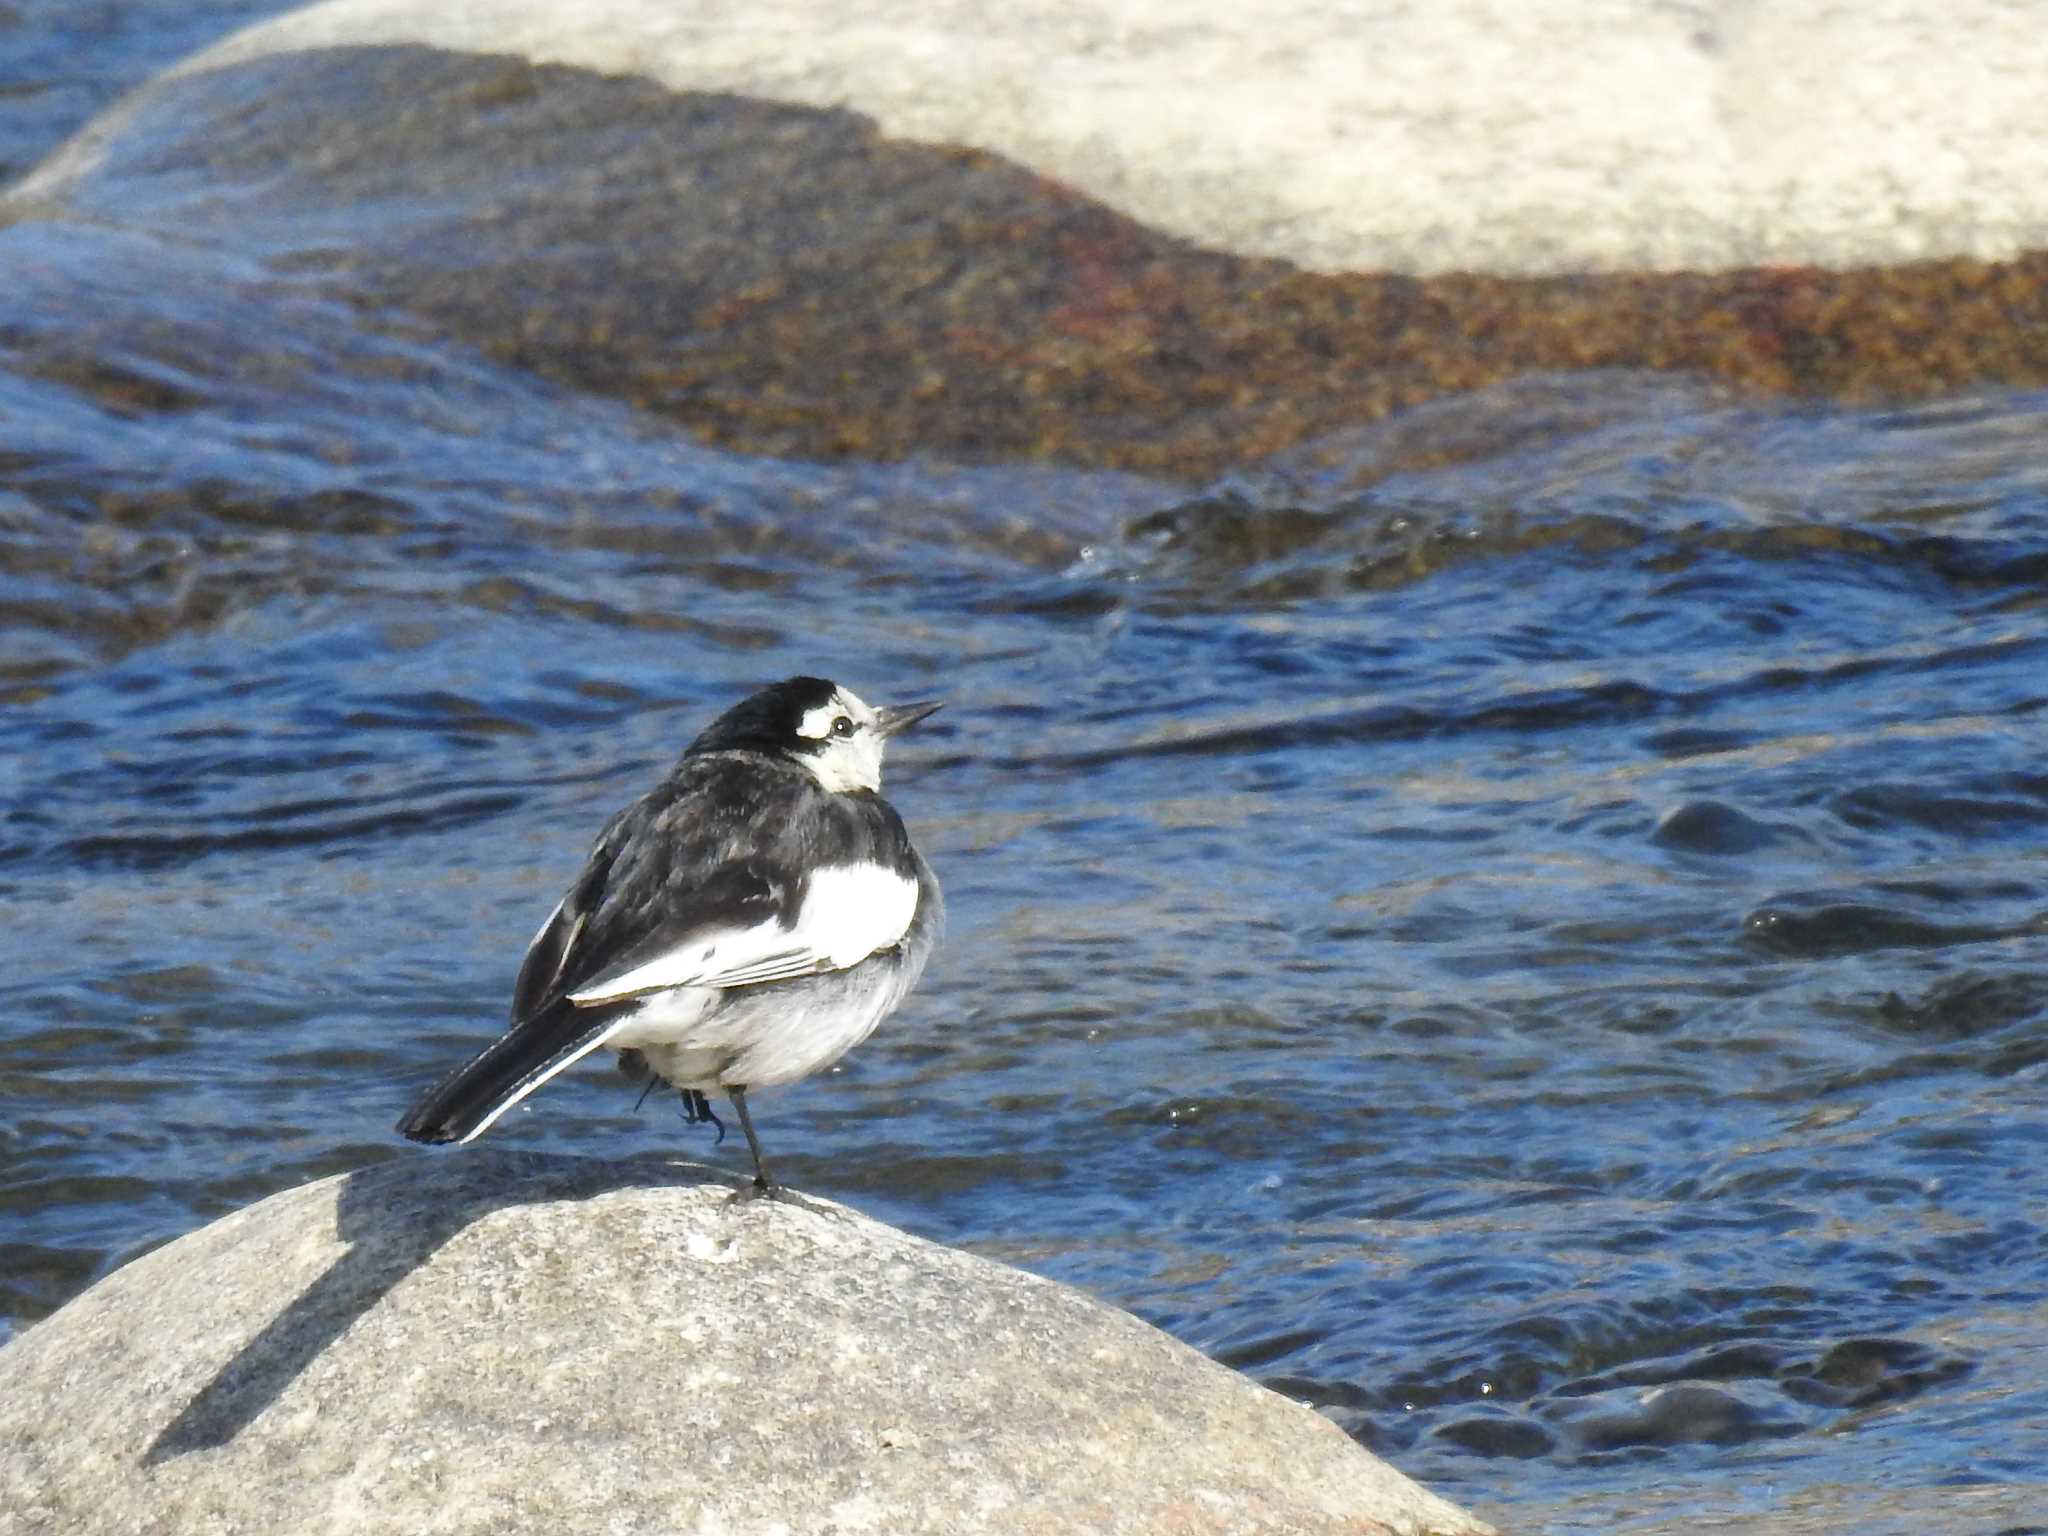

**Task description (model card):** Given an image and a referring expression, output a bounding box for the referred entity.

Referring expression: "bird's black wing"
[561,774,924,1002]
[506,804,628,1025]
[511,762,817,1012]
[523,767,799,1007]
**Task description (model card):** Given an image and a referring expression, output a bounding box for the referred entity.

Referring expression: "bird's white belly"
[604,956,916,1091]
[606,986,718,1054]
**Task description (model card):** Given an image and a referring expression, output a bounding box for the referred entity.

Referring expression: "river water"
[6,7,2048,1532]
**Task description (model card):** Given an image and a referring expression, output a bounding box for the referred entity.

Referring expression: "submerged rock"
[0,1150,1493,1536]
[9,6,2048,479]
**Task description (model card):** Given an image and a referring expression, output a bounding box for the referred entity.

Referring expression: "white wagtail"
[397,676,942,1189]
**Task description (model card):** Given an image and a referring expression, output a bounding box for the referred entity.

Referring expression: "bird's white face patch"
[792,687,888,793]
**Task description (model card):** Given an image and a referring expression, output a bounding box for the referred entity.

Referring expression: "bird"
[396,676,942,1190]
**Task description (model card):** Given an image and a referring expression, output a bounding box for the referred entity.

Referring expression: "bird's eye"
[830,715,855,738]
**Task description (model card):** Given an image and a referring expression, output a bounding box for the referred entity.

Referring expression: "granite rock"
[0,1150,1494,1536]
[62,0,2048,277]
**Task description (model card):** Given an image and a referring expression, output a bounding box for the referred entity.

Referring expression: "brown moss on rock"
[20,46,2048,481]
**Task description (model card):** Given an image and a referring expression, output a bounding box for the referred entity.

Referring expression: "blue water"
[7,10,2048,1532]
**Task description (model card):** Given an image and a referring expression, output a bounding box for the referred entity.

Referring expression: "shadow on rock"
[144,1149,719,1463]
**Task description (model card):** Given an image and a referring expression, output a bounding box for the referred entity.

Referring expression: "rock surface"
[0,1150,1494,1536]
[68,0,2048,277]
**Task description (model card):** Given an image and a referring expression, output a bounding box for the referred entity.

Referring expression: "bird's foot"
[723,1179,834,1215]
[678,1088,727,1144]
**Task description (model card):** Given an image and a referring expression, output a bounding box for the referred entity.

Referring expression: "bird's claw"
[679,1088,727,1144]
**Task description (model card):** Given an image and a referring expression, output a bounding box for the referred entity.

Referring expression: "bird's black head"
[688,677,940,793]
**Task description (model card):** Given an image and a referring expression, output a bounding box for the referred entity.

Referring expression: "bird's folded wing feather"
[508,805,647,1021]
[566,861,921,1005]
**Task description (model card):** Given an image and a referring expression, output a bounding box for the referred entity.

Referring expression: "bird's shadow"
[143,1148,736,1465]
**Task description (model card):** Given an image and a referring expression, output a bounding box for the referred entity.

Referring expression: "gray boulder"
[54,0,2048,276]
[0,1151,1494,1536]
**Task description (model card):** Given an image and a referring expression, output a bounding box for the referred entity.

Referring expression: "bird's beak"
[875,700,942,737]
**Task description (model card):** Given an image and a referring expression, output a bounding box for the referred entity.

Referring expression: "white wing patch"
[567,862,920,1005]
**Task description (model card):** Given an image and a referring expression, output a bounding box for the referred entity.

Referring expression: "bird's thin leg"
[729,1085,773,1190]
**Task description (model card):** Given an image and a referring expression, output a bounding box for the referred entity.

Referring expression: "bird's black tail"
[396,1001,628,1144]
